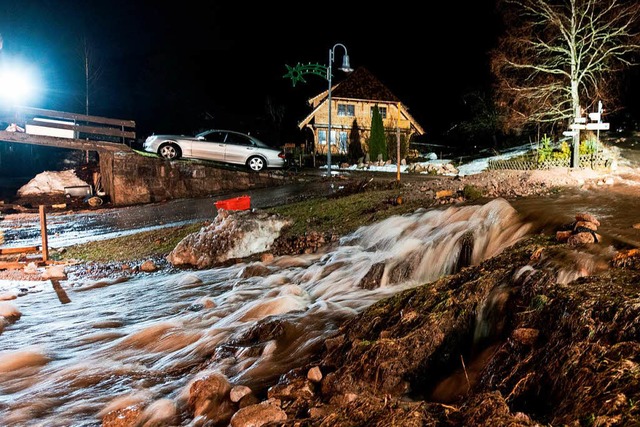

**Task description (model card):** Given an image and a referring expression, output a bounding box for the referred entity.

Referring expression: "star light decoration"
[283,62,330,86]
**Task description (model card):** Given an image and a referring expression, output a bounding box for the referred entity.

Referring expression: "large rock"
[17,170,91,196]
[229,401,287,427]
[188,372,235,425]
[167,209,291,269]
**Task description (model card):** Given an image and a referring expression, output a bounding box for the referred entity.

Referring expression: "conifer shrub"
[368,105,387,161]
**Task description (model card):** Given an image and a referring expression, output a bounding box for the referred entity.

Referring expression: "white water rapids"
[1,198,535,426]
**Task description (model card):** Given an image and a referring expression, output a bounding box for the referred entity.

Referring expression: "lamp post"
[326,43,353,177]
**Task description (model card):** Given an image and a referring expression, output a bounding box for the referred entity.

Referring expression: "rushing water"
[2,142,640,425]
[0,198,536,426]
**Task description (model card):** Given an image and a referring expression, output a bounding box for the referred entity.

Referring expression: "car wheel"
[247,156,265,172]
[159,143,181,160]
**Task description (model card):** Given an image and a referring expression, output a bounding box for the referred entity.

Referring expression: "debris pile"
[555,212,601,245]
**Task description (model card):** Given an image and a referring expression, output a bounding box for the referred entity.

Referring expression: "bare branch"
[492,0,640,134]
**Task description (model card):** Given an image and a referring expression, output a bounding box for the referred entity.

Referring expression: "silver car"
[143,129,286,172]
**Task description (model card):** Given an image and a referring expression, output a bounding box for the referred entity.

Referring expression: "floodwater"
[1,157,640,425]
[1,186,639,425]
[510,181,640,248]
[0,198,553,426]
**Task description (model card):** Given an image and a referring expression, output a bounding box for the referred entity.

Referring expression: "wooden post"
[51,279,71,304]
[396,102,401,183]
[39,205,49,262]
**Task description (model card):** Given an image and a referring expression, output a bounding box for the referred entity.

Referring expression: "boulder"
[167,209,291,269]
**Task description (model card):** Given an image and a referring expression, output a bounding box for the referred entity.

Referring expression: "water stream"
[0,198,537,426]
[2,144,640,425]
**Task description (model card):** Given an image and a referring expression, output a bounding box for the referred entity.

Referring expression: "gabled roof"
[297,66,425,136]
[330,67,400,102]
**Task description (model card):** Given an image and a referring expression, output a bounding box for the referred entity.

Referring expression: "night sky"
[4,1,636,147]
[0,1,505,143]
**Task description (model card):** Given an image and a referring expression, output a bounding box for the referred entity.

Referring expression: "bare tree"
[264,96,285,142]
[74,36,104,163]
[77,36,103,116]
[491,0,640,135]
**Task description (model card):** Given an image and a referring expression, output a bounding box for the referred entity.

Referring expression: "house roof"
[331,67,400,102]
[297,66,425,136]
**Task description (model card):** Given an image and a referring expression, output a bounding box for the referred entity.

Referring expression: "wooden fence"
[487,151,613,171]
[1,106,136,144]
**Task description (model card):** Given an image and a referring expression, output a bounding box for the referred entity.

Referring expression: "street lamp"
[326,43,353,177]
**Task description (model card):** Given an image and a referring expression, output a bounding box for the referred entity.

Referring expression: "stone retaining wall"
[99,152,288,206]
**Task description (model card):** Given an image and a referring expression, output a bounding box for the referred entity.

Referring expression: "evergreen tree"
[348,119,365,164]
[368,105,387,162]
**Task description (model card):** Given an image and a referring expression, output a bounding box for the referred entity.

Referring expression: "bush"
[536,134,553,163]
[537,134,570,163]
[580,139,599,155]
[368,106,387,161]
[463,185,483,200]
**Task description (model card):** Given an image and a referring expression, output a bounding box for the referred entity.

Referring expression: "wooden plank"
[0,131,134,153]
[17,106,136,128]
[0,246,40,255]
[51,279,71,304]
[39,205,49,262]
[0,261,26,270]
[75,124,136,139]
[25,120,136,139]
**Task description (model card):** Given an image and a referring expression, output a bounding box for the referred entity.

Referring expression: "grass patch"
[57,222,204,262]
[56,185,438,263]
[463,184,483,200]
[266,187,435,238]
[132,149,158,158]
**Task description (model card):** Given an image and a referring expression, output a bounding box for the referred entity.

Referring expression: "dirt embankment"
[254,235,640,426]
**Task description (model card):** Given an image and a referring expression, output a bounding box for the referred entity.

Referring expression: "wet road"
[0,179,336,249]
[2,161,640,251]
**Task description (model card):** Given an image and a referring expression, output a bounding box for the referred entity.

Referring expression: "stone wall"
[99,152,288,206]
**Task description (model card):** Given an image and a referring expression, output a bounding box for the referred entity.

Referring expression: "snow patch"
[17,170,90,196]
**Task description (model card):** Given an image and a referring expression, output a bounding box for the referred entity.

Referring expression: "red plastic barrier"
[215,195,251,211]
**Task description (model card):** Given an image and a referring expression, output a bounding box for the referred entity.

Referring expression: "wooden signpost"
[39,205,49,262]
[567,101,609,167]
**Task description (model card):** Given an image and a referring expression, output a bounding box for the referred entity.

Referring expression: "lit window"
[370,106,387,119]
[319,130,337,145]
[337,104,355,117]
[339,131,348,153]
[319,130,327,145]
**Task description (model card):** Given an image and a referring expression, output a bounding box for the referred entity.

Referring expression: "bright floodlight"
[0,63,38,105]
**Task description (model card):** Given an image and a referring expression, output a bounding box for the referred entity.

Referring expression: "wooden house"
[298,67,425,158]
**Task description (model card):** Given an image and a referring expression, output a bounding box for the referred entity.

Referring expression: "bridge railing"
[1,106,136,143]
